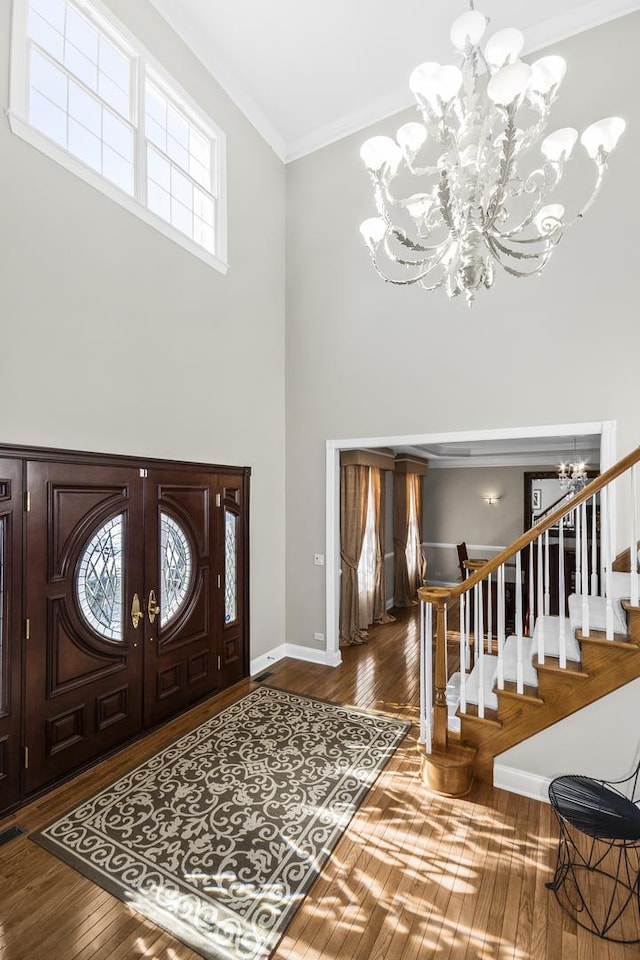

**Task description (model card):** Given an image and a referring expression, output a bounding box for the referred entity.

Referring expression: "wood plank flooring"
[0,607,638,959]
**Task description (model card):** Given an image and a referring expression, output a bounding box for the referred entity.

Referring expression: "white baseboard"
[493,763,551,804]
[250,643,342,676]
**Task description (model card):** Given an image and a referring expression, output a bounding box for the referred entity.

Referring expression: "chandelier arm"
[368,254,448,287]
[564,161,607,227]
[485,109,519,226]
[391,228,453,257]
[488,232,559,260]
[486,238,553,278]
[496,165,564,238]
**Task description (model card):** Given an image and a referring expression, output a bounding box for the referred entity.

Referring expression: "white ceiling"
[147,0,640,162]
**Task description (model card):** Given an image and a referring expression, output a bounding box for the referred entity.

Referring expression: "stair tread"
[576,629,638,649]
[498,680,545,705]
[533,655,588,678]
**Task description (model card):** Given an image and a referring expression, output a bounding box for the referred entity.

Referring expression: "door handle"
[148,589,160,624]
[131,593,143,629]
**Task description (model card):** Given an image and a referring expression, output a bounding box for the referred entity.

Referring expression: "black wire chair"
[547,758,640,942]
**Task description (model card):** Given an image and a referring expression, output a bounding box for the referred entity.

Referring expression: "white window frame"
[8,0,228,274]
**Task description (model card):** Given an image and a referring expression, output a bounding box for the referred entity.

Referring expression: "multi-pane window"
[11,0,226,269]
[146,78,216,253]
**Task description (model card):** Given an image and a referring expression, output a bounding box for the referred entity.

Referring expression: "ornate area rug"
[32,686,409,960]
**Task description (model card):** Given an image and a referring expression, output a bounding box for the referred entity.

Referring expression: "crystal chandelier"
[359,4,625,306]
[558,460,588,496]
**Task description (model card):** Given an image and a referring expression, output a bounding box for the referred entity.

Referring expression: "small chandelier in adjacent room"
[558,459,588,496]
[359,4,625,305]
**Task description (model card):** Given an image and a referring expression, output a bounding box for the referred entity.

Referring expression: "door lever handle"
[131,593,143,629]
[148,589,160,624]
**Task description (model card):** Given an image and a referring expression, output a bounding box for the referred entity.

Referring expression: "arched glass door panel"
[224,509,238,624]
[76,514,124,641]
[160,512,193,626]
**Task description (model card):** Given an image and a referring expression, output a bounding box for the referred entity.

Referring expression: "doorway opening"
[326,421,616,660]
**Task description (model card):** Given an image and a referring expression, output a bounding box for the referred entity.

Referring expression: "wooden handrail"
[419,445,640,605]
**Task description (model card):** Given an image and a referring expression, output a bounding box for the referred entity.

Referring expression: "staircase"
[417,446,640,797]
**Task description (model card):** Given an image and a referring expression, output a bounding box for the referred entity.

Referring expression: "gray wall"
[286,13,640,651]
[0,0,286,661]
[424,465,549,584]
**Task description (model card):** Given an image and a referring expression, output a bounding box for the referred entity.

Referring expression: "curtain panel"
[339,464,369,645]
[394,472,427,607]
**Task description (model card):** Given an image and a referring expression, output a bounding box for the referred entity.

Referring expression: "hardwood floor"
[0,607,637,959]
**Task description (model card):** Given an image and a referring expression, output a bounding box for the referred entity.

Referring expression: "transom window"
[9,0,227,272]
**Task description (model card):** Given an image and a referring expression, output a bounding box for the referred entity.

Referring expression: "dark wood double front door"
[0,449,249,808]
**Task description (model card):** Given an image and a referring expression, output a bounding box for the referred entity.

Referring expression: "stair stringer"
[459,609,640,785]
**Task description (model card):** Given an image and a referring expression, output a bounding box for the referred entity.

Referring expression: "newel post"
[418,584,476,798]
[418,585,453,752]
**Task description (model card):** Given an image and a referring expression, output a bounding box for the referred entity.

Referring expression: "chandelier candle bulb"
[541,128,578,162]
[487,62,533,107]
[450,10,488,50]
[358,3,625,305]
[484,28,524,69]
[581,117,626,159]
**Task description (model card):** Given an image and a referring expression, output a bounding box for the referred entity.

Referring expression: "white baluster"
[558,517,567,668]
[528,544,534,638]
[459,595,467,713]
[575,502,581,604]
[497,564,505,690]
[474,581,479,667]
[487,573,492,653]
[631,465,639,607]
[537,534,545,665]
[544,529,550,615]
[603,485,614,640]
[591,493,598,597]
[420,600,432,748]
[478,579,485,718]
[465,569,471,658]
[581,500,590,637]
[516,551,523,694]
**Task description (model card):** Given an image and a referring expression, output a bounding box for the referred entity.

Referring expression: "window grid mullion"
[135,58,146,205]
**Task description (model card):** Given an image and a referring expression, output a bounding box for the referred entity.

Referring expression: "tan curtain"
[372,469,395,623]
[339,464,370,645]
[411,473,428,588]
[394,473,427,606]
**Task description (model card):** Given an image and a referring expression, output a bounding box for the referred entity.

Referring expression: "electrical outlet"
[314,553,325,566]
[313,632,325,642]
